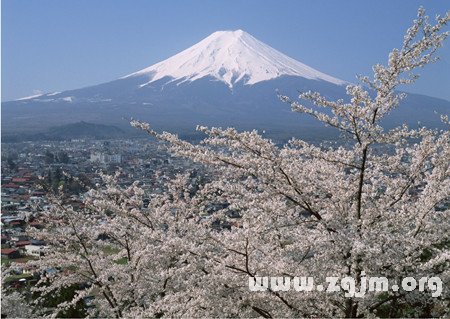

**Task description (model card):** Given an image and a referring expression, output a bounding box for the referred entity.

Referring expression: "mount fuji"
[3,30,449,141]
[123,30,345,88]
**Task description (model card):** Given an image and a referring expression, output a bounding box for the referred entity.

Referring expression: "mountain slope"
[2,30,449,141]
[2,122,130,142]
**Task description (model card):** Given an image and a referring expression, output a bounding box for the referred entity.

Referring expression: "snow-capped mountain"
[3,30,449,141]
[124,30,345,88]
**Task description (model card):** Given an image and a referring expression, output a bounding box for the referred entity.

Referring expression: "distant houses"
[1,248,20,259]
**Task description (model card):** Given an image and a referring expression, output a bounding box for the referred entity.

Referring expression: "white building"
[25,244,48,257]
[90,152,122,164]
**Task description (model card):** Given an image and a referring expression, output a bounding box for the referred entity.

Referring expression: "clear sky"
[2,0,449,101]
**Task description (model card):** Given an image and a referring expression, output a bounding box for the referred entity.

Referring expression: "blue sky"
[2,0,449,101]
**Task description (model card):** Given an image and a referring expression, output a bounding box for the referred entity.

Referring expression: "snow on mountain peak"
[124,30,346,88]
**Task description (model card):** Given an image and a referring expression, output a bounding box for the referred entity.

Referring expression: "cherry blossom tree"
[131,8,450,317]
[1,290,35,318]
[2,8,449,318]
[16,172,210,317]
